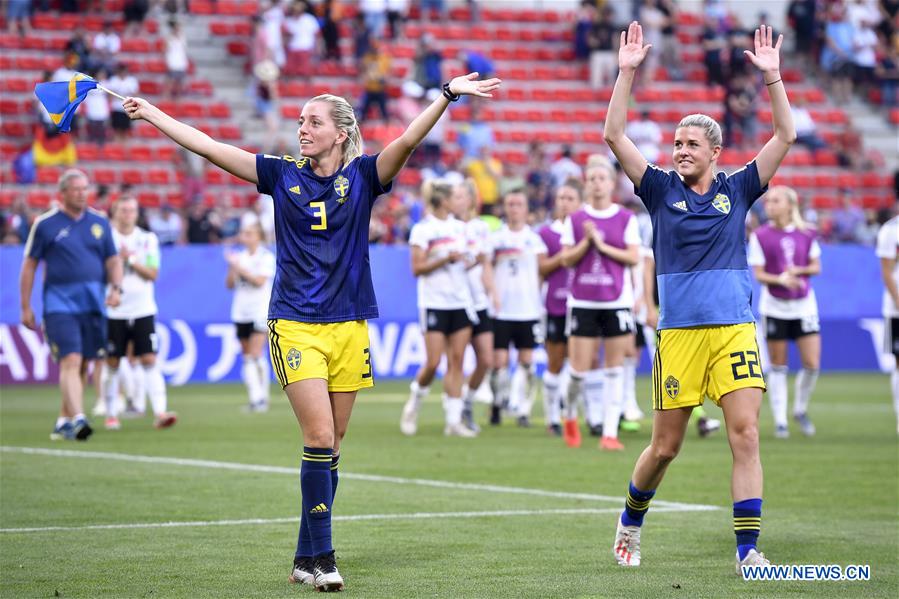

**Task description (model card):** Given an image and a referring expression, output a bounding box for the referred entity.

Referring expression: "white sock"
[622,356,639,415]
[490,368,511,408]
[144,363,168,415]
[256,356,271,402]
[543,371,562,426]
[566,370,584,420]
[104,366,120,418]
[409,379,429,408]
[443,394,463,426]
[891,370,899,423]
[131,363,146,413]
[241,355,263,403]
[55,416,70,428]
[584,369,605,428]
[768,365,789,428]
[119,358,136,408]
[793,368,818,416]
[602,367,624,439]
[509,366,526,414]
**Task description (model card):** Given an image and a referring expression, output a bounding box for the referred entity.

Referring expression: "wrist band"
[765,78,782,86]
[442,82,460,102]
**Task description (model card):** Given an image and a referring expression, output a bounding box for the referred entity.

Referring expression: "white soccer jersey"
[560,204,641,310]
[490,224,547,321]
[747,229,821,320]
[465,217,491,311]
[408,214,472,310]
[107,227,159,320]
[230,246,276,324]
[876,215,899,318]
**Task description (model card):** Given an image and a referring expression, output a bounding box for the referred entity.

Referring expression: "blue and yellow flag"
[34,73,98,133]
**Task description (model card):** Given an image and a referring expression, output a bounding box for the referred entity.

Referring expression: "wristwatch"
[442,82,460,102]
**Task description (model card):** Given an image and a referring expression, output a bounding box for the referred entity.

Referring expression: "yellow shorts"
[651,322,766,410]
[267,319,373,392]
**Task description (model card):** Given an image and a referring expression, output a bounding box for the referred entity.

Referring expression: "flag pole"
[96,84,127,102]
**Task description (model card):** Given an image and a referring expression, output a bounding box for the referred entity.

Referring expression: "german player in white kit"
[876,208,899,434]
[226,221,276,413]
[452,179,495,432]
[748,186,821,438]
[104,196,176,430]
[401,180,477,437]
[561,156,641,451]
[488,189,548,427]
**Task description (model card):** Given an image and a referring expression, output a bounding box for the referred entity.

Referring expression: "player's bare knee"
[651,440,680,465]
[59,354,82,371]
[139,354,156,367]
[729,422,760,455]
[305,429,335,449]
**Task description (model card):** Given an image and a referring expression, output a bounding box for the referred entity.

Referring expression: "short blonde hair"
[676,114,723,148]
[307,94,363,166]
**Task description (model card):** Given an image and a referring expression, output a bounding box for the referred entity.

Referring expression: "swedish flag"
[34,73,98,133]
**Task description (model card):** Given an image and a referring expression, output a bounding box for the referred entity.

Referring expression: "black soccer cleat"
[489,405,502,426]
[73,417,93,441]
[588,423,604,437]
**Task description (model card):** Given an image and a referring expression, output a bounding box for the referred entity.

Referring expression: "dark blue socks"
[296,447,334,559]
[620,481,655,527]
[734,498,763,561]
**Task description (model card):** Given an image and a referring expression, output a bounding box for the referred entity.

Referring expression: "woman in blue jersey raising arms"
[124,73,500,591]
[603,23,795,572]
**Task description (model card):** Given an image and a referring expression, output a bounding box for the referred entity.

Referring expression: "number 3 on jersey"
[310,201,327,231]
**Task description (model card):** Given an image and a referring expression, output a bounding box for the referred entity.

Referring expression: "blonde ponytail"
[308,94,363,166]
[772,185,807,231]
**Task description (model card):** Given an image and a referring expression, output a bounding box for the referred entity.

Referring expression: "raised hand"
[448,72,502,98]
[744,25,782,74]
[122,96,156,121]
[618,21,652,71]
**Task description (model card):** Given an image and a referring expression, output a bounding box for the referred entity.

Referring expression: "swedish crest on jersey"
[664,375,680,399]
[712,193,731,214]
[334,175,350,202]
[90,223,104,239]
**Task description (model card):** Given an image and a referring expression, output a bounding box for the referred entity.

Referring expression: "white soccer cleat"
[91,402,106,417]
[288,557,315,586]
[399,398,419,436]
[444,423,478,438]
[613,518,641,566]
[736,548,770,575]
[624,408,645,422]
[312,551,344,592]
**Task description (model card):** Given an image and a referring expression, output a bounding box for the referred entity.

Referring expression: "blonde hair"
[769,185,808,231]
[676,113,723,148]
[307,94,363,166]
[421,179,453,210]
[585,154,615,178]
[558,177,584,200]
[456,178,480,218]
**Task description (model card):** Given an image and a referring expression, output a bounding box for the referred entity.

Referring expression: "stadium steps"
[838,96,899,172]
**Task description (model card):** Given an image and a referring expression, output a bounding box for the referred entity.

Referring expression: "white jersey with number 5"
[231,246,276,324]
[490,224,547,321]
[876,215,899,318]
[107,227,159,320]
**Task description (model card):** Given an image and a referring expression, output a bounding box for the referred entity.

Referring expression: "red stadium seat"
[36,167,61,185]
[129,146,153,162]
[101,145,126,161]
[121,169,144,185]
[27,189,53,207]
[138,191,161,207]
[93,169,117,185]
[147,169,170,185]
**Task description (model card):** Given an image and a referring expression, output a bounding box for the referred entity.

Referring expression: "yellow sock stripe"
[302,455,333,462]
[267,320,288,388]
[733,518,762,523]
[626,496,653,510]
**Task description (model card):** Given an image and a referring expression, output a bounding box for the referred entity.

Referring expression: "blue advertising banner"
[0,243,889,385]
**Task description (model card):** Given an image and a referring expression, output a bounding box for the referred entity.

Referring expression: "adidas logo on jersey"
[309,503,329,514]
[673,201,687,211]
[289,185,302,195]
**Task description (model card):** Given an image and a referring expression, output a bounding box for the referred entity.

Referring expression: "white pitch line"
[0,446,721,511]
[0,506,698,535]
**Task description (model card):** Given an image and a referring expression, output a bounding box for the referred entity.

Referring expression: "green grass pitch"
[1,374,896,598]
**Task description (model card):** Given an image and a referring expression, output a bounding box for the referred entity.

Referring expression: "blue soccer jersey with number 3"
[256,153,392,323]
[637,161,767,329]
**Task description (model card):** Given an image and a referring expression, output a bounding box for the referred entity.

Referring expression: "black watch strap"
[442,82,460,102]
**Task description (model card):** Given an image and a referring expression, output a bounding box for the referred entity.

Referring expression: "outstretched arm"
[123,97,258,184]
[376,72,501,186]
[746,26,796,186]
[604,21,651,188]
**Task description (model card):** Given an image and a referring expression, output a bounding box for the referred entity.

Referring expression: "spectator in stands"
[413,34,443,96]
[185,199,220,244]
[252,74,280,139]
[834,122,874,170]
[876,44,899,107]
[352,12,372,69]
[525,140,552,210]
[638,0,665,84]
[457,101,494,159]
[175,146,206,204]
[787,0,818,66]
[626,109,662,163]
[5,198,32,245]
[320,0,342,62]
[460,49,496,80]
[84,68,111,146]
[588,5,619,89]
[123,0,150,36]
[386,0,408,39]
[852,9,880,96]
[149,204,183,246]
[701,13,728,87]
[261,0,287,70]
[394,80,424,125]
[92,20,121,74]
[821,2,855,104]
[723,73,758,149]
[656,0,682,80]
[791,96,828,154]
[164,20,189,100]
[358,39,391,122]
[106,63,139,142]
[726,26,754,82]
[575,1,598,60]
[420,88,449,169]
[421,0,446,22]
[549,145,583,191]
[284,0,320,77]
[66,26,93,72]
[361,0,387,38]
[830,188,866,243]
[466,146,503,215]
[6,0,32,36]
